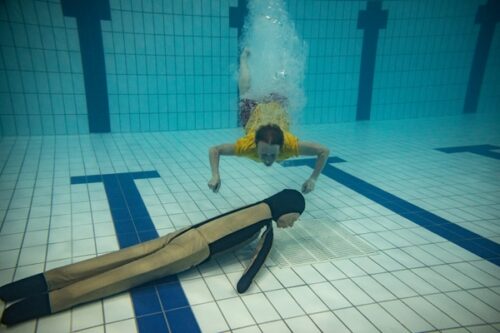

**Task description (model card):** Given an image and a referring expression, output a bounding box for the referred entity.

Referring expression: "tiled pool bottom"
[0,113,499,333]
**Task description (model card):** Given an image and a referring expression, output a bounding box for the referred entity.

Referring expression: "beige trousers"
[44,228,209,312]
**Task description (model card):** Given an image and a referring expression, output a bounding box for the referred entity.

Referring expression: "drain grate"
[267,219,377,267]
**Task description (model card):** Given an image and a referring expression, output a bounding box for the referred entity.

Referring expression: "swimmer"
[0,190,305,326]
[208,48,329,194]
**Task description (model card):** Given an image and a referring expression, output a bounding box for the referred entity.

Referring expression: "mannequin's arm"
[236,224,273,293]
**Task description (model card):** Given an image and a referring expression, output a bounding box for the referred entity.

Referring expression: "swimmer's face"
[257,141,280,166]
[276,212,300,228]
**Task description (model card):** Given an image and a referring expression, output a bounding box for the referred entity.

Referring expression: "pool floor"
[0,113,499,333]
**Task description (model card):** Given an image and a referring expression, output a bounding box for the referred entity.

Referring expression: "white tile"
[241,293,280,324]
[47,242,71,261]
[192,302,229,333]
[13,263,43,280]
[412,267,460,292]
[265,289,305,318]
[468,288,500,310]
[259,320,291,333]
[22,230,48,247]
[465,325,499,333]
[217,297,255,329]
[402,296,458,330]
[72,224,94,240]
[71,301,104,331]
[0,233,23,251]
[36,310,71,333]
[385,248,424,269]
[333,259,366,277]
[268,267,303,288]
[312,262,347,280]
[352,275,396,302]
[392,269,438,295]
[330,278,373,306]
[18,245,46,266]
[446,291,500,323]
[310,311,350,333]
[360,233,394,250]
[309,281,351,310]
[0,268,14,285]
[75,326,105,333]
[73,238,96,257]
[0,249,19,269]
[425,293,484,326]
[49,227,72,243]
[254,267,282,291]
[380,300,433,332]
[95,235,119,254]
[334,307,378,333]
[291,265,325,284]
[431,265,483,289]
[285,316,321,333]
[469,260,500,278]
[228,326,262,333]
[205,274,236,300]
[288,285,328,314]
[401,246,444,266]
[103,293,135,323]
[451,262,500,287]
[350,256,384,274]
[358,303,410,332]
[105,318,138,333]
[181,277,214,305]
[420,244,463,263]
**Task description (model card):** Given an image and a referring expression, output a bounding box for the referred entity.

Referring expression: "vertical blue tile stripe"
[463,0,500,114]
[436,144,500,160]
[70,171,201,333]
[229,0,248,39]
[282,158,500,265]
[229,0,249,126]
[356,0,388,121]
[61,0,111,132]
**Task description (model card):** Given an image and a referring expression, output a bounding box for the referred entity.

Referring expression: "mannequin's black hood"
[262,189,306,221]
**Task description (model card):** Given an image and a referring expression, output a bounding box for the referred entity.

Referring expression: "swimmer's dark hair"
[255,124,284,147]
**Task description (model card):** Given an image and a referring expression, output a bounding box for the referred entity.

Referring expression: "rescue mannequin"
[0,189,305,326]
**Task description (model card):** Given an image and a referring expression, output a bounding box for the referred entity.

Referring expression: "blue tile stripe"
[356,0,388,121]
[282,157,500,266]
[61,0,111,133]
[436,144,500,160]
[463,0,500,114]
[71,171,201,333]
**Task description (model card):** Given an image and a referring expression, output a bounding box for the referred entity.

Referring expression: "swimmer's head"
[263,189,306,228]
[255,124,284,166]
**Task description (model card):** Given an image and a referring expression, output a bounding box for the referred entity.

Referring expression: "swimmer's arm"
[209,144,236,177]
[298,141,330,181]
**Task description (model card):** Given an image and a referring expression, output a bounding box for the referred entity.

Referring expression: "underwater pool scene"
[0,0,499,332]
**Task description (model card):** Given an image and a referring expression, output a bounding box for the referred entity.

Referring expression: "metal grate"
[267,219,377,267]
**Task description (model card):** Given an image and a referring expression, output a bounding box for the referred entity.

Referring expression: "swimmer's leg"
[239,48,251,95]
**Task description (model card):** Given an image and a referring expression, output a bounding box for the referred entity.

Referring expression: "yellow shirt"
[235,101,300,162]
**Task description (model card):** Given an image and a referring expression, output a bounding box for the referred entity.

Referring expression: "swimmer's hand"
[301,178,316,194]
[208,175,221,193]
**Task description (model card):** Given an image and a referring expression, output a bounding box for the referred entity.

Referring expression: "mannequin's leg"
[1,229,209,326]
[0,228,186,302]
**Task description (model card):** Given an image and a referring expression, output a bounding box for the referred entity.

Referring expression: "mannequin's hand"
[301,178,316,194]
[208,175,221,193]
